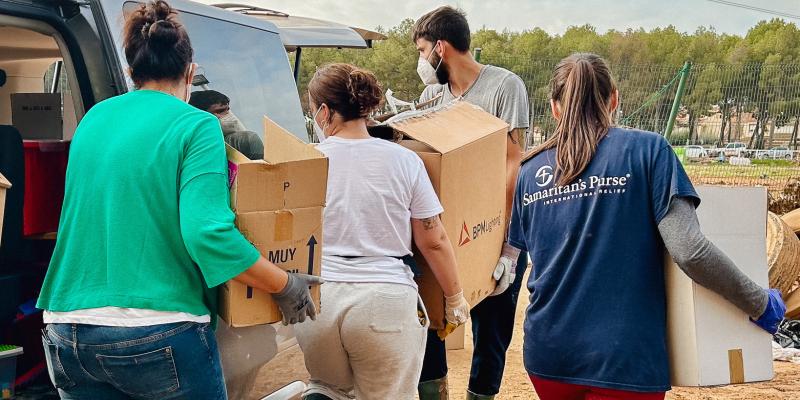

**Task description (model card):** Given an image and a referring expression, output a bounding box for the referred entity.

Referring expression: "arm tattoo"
[508,131,519,144]
[420,216,438,230]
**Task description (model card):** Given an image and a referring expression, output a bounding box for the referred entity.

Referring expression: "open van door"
[214,3,387,82]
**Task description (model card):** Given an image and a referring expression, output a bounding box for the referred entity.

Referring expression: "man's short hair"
[188,90,230,112]
[412,6,470,53]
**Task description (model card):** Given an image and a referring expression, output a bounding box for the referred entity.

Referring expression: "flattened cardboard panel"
[667,186,774,386]
[696,186,768,237]
[666,254,700,386]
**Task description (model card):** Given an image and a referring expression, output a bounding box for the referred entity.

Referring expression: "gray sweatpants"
[294,282,429,400]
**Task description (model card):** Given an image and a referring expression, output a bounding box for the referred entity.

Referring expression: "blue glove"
[750,288,786,334]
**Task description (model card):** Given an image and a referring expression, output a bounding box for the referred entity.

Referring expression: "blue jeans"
[420,252,528,396]
[42,322,227,399]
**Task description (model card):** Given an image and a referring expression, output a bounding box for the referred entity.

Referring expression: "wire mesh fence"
[481,54,800,212]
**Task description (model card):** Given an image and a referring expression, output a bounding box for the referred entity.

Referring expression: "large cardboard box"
[666,185,774,386]
[219,117,327,327]
[387,101,508,329]
[11,93,63,140]
[0,173,10,247]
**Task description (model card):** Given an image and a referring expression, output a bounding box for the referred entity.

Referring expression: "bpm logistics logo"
[458,212,504,247]
[458,222,472,246]
[535,165,554,187]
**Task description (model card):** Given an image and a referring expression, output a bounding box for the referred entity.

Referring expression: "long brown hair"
[528,53,616,186]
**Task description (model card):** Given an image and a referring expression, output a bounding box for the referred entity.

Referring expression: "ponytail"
[528,53,616,186]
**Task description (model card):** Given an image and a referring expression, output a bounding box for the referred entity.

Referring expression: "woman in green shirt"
[36,2,319,398]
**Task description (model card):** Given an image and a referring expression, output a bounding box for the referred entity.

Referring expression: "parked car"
[684,145,708,159]
[755,146,795,160]
[0,1,378,398]
[722,142,748,157]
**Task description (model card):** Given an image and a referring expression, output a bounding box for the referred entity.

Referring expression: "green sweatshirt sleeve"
[179,172,261,288]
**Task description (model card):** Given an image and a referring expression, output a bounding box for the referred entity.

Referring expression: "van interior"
[0,23,81,140]
[0,18,83,394]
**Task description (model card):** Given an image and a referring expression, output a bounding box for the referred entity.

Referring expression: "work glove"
[751,288,786,335]
[272,273,324,325]
[438,291,469,340]
[490,243,522,296]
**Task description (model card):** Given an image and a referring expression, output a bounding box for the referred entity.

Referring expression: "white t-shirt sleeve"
[409,157,444,219]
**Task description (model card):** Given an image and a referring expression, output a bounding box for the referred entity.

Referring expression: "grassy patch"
[751,159,797,167]
[683,163,800,178]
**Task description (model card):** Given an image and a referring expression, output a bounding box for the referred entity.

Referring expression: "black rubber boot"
[303,393,334,400]
[466,389,495,400]
[418,376,449,400]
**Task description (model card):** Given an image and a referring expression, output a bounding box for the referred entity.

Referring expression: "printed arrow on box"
[307,235,318,276]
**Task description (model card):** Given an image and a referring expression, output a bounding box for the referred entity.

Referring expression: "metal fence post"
[664,61,692,142]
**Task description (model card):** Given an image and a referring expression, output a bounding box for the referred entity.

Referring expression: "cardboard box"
[220,207,323,327]
[388,101,508,329]
[0,173,10,247]
[226,118,328,213]
[219,117,327,327]
[666,185,774,386]
[11,93,63,140]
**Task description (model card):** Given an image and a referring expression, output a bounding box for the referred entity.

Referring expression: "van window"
[122,2,307,141]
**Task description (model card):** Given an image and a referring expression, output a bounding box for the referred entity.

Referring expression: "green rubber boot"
[418,376,449,400]
[465,389,495,400]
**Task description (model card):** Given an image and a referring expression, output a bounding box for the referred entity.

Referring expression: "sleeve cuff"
[411,206,445,220]
[204,246,261,288]
[508,237,527,252]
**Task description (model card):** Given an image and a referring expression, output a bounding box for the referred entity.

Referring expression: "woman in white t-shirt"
[294,63,469,400]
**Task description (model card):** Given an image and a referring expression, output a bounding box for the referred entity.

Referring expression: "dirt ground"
[252,269,800,399]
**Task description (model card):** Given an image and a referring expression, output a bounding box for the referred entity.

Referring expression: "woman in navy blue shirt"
[508,53,785,400]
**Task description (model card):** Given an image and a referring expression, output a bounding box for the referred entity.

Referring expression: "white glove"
[490,243,522,296]
[444,291,470,326]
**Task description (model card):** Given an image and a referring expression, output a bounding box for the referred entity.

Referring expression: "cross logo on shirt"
[536,165,554,187]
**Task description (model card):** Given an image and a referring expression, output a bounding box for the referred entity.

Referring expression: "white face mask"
[183,64,196,103]
[219,111,246,134]
[417,43,442,85]
[312,106,327,143]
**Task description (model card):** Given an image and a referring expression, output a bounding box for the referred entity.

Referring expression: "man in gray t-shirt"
[413,6,530,400]
[419,65,530,138]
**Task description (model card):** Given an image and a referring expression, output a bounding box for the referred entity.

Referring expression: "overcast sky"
[197,0,799,36]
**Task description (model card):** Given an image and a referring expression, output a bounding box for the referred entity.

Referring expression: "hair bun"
[347,69,382,117]
[122,1,193,87]
[146,19,180,47]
